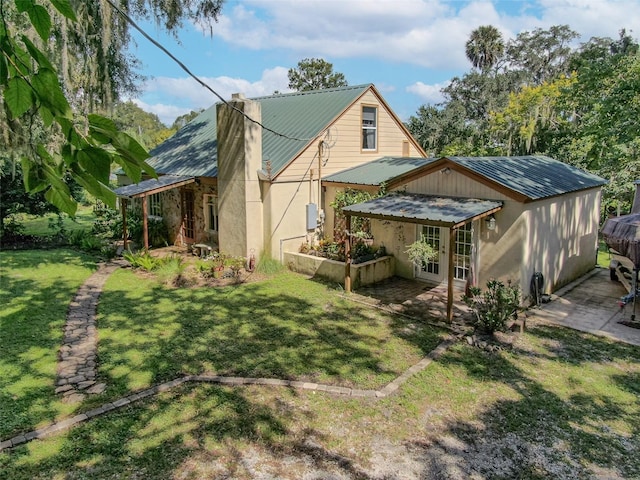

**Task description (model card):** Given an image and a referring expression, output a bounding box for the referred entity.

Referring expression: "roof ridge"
[249,84,371,101]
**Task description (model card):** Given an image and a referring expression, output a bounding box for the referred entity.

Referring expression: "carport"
[342,192,503,322]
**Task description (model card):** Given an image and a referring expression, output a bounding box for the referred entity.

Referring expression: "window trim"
[203,194,219,233]
[361,105,378,152]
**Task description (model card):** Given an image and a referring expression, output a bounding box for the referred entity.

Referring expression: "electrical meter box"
[306,203,318,231]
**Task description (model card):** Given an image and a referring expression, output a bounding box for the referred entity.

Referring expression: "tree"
[465,25,504,71]
[171,109,204,130]
[111,101,174,149]
[0,0,224,216]
[506,25,579,85]
[288,58,348,91]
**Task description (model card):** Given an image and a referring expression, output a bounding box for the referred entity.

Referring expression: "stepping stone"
[55,385,74,394]
[86,383,107,395]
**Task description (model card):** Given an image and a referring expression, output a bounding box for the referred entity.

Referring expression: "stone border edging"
[0,338,456,452]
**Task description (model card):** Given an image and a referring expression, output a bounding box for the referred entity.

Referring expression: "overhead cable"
[104,0,311,143]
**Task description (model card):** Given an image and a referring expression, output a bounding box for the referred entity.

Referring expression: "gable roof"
[148,84,373,178]
[325,155,606,202]
[324,156,438,187]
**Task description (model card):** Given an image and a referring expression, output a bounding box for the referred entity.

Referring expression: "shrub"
[255,254,284,275]
[155,254,186,286]
[123,250,161,271]
[463,279,521,333]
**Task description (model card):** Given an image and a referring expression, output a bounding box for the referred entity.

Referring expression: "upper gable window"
[362,106,377,151]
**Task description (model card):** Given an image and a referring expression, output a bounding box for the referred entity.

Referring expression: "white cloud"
[137,67,292,124]
[208,0,638,71]
[406,81,448,105]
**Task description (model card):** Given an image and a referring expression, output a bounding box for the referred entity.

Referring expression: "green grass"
[1,249,639,479]
[0,250,98,439]
[18,205,96,237]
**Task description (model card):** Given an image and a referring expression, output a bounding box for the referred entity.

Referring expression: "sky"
[128,0,640,126]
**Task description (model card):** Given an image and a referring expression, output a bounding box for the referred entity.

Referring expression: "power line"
[104,0,312,143]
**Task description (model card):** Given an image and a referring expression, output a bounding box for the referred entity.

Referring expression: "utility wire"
[104,0,312,143]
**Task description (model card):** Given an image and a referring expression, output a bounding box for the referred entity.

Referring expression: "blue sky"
[128,0,640,125]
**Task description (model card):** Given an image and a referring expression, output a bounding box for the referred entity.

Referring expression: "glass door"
[415,225,448,283]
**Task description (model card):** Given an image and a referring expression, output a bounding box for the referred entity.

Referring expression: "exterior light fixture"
[440,167,451,175]
[486,216,496,231]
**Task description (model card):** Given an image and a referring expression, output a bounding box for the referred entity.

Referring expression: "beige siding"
[404,169,509,201]
[277,90,422,182]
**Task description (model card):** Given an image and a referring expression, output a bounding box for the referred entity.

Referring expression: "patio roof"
[114,175,196,199]
[342,192,503,228]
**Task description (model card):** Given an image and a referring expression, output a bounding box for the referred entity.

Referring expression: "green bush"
[155,254,186,286]
[123,250,161,271]
[463,279,521,333]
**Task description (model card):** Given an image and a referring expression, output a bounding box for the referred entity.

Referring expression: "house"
[114,84,425,259]
[323,155,606,319]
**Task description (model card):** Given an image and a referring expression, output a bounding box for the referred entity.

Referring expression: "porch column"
[447,226,456,322]
[121,199,128,251]
[142,195,149,250]
[345,215,352,293]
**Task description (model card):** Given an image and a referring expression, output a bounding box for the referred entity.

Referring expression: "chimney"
[216,94,264,258]
[633,180,640,214]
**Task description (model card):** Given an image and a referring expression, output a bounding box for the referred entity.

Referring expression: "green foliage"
[463,279,521,333]
[255,254,284,275]
[331,187,383,242]
[111,101,175,149]
[288,57,348,91]
[123,249,161,271]
[466,25,504,71]
[155,254,187,286]
[404,235,438,269]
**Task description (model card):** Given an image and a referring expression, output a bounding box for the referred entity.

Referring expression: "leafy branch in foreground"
[0,0,156,215]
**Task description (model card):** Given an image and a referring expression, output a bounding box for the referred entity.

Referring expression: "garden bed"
[284,251,394,288]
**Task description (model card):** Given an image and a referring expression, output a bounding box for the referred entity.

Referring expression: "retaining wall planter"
[284,252,395,288]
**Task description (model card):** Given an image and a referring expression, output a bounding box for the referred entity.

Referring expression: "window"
[362,106,377,150]
[454,223,473,281]
[204,194,218,233]
[147,193,163,218]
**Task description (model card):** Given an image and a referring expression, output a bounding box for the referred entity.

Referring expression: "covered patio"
[342,192,503,322]
[114,175,196,250]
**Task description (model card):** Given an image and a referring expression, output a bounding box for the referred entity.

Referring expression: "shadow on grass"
[96,270,448,398]
[0,251,99,439]
[406,323,640,479]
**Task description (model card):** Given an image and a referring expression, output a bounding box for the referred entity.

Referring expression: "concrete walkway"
[527,268,640,347]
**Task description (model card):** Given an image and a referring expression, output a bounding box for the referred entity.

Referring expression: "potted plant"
[405,235,437,269]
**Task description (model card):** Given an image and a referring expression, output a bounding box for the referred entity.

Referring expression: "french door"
[415,225,447,283]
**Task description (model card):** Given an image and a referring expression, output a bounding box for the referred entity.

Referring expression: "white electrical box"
[306,203,318,230]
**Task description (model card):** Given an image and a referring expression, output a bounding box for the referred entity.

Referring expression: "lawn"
[17,204,96,237]
[1,249,639,479]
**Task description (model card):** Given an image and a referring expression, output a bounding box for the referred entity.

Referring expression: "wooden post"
[142,195,149,250]
[447,227,456,322]
[345,215,352,293]
[121,199,128,251]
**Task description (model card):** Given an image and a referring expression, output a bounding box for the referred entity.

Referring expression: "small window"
[204,194,218,233]
[147,193,163,218]
[362,106,377,150]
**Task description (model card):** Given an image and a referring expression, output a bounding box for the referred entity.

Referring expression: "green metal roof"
[114,175,195,198]
[148,84,372,178]
[323,156,437,186]
[448,155,606,200]
[342,192,503,227]
[325,155,606,201]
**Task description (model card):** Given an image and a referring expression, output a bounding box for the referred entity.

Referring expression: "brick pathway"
[54,261,124,402]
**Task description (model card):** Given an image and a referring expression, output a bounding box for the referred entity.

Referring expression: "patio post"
[345,215,352,293]
[447,226,456,322]
[142,195,149,250]
[121,198,128,251]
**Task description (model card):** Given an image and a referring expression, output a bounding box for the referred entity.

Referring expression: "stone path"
[54,262,123,402]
